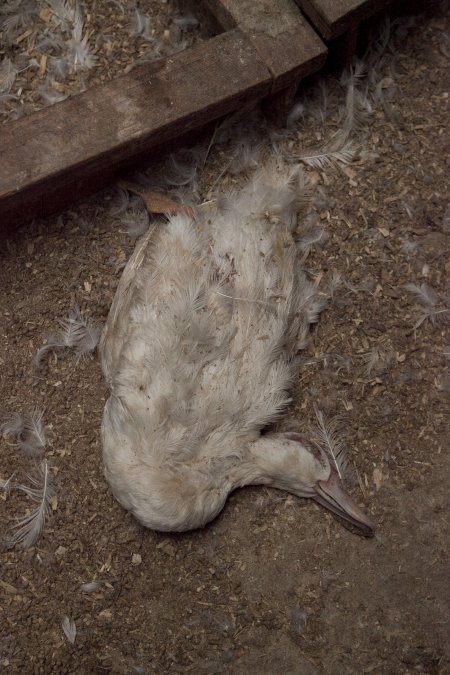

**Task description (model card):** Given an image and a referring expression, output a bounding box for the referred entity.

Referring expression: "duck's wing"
[100,225,156,381]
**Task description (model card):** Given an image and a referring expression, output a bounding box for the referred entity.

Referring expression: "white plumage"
[100,164,373,535]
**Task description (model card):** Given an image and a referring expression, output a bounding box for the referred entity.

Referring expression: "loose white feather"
[81,581,103,593]
[312,408,348,480]
[67,31,98,71]
[173,14,199,31]
[66,307,101,359]
[405,282,450,330]
[129,9,152,41]
[286,101,305,129]
[442,208,450,233]
[62,616,77,644]
[362,346,394,377]
[1,410,47,456]
[229,140,263,175]
[48,56,71,81]
[296,140,359,170]
[164,154,198,188]
[400,239,418,255]
[335,62,371,145]
[0,57,19,93]
[297,215,328,252]
[0,473,15,494]
[120,204,150,238]
[34,307,101,365]
[405,282,438,307]
[38,79,68,106]
[6,461,55,549]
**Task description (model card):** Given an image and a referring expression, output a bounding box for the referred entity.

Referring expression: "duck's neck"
[228,434,313,499]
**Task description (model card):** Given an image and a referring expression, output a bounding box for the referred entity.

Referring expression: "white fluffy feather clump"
[100,163,326,524]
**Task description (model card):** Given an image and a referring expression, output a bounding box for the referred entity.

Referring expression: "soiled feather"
[297,214,328,252]
[286,101,305,129]
[0,57,19,93]
[6,461,55,549]
[120,206,150,238]
[404,282,438,307]
[63,307,101,359]
[62,616,77,644]
[38,78,68,106]
[163,154,198,188]
[362,345,394,377]
[67,33,97,71]
[442,208,450,233]
[229,140,263,175]
[0,1,38,44]
[335,62,371,145]
[110,188,131,216]
[400,239,418,255]
[34,306,101,365]
[81,581,103,593]
[48,56,70,81]
[405,282,450,330]
[173,14,199,31]
[129,9,152,40]
[1,410,47,456]
[0,474,15,494]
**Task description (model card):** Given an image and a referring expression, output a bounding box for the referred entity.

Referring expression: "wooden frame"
[0,0,326,228]
[294,0,394,70]
[294,0,393,40]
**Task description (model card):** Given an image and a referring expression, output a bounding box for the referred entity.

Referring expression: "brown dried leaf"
[117,180,196,219]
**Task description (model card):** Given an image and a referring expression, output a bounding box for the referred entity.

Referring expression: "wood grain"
[0,30,271,228]
[0,0,328,229]
[204,0,327,91]
[294,0,393,39]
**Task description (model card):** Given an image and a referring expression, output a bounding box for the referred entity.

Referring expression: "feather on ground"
[6,460,55,548]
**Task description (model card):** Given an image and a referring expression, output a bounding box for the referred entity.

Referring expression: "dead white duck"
[100,164,373,535]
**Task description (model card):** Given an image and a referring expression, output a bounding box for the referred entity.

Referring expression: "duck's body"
[100,165,372,534]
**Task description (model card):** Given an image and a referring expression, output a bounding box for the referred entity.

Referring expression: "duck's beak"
[314,470,374,536]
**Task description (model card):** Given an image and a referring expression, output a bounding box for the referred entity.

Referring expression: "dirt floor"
[0,3,449,674]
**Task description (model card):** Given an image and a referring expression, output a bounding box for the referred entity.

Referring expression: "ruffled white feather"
[6,461,55,549]
[1,410,47,456]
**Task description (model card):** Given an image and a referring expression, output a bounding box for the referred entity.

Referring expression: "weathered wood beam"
[0,0,327,229]
[294,0,393,40]
[204,0,327,91]
[0,30,271,228]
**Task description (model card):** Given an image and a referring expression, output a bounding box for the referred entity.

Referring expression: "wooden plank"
[0,29,271,228]
[204,0,327,92]
[294,0,393,40]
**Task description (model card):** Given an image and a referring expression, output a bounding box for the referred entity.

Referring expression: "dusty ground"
[0,4,449,674]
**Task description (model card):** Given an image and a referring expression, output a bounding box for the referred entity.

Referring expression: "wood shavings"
[1,0,209,123]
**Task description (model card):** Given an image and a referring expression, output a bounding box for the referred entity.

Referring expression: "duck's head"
[248,432,374,536]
